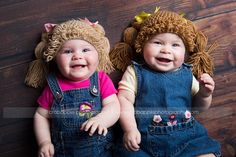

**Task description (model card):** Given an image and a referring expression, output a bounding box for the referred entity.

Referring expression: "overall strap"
[46,73,64,102]
[132,61,143,99]
[89,71,100,97]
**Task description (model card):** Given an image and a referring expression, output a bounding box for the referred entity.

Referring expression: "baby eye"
[82,48,90,53]
[154,41,162,45]
[63,49,73,54]
[173,43,180,47]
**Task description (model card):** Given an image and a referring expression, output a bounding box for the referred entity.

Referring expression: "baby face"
[143,33,186,72]
[56,39,99,81]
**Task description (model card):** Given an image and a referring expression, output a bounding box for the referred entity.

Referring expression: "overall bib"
[114,62,220,157]
[47,72,113,157]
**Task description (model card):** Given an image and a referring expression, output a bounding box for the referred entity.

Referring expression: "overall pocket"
[146,123,196,157]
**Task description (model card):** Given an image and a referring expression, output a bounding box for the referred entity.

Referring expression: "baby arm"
[80,94,120,136]
[34,107,54,157]
[192,73,215,112]
[119,89,141,151]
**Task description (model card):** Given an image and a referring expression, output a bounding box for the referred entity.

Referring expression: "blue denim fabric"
[134,63,193,131]
[114,62,221,157]
[47,72,113,157]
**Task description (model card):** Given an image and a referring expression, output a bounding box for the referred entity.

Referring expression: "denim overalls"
[47,72,113,157]
[114,62,221,157]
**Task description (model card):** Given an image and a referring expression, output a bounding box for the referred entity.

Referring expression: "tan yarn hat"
[135,11,197,54]
[110,9,216,78]
[25,19,113,88]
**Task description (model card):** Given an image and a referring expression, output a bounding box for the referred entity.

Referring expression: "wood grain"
[0,0,235,156]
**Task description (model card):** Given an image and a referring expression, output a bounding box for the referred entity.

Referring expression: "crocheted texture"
[25,19,113,88]
[110,42,133,72]
[135,11,197,54]
[110,10,216,77]
[123,27,138,46]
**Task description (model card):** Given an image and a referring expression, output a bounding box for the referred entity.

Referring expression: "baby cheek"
[178,52,185,62]
[56,58,70,72]
[57,59,67,69]
[90,56,99,65]
[174,56,185,67]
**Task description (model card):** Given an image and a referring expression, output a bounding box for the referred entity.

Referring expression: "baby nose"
[72,52,83,60]
[160,46,171,54]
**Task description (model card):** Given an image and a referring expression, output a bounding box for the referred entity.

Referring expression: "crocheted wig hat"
[110,9,215,78]
[25,19,113,88]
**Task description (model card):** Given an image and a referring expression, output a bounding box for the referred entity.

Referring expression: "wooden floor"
[0,0,235,156]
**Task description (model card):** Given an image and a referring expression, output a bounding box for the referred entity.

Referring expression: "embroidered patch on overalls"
[79,102,93,118]
[183,110,191,122]
[152,115,164,126]
[152,111,192,126]
[167,114,177,126]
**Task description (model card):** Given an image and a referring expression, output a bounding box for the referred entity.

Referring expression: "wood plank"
[0,120,37,157]
[0,0,236,156]
[212,70,236,105]
[0,63,40,127]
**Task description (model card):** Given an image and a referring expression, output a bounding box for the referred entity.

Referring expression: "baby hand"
[198,73,215,97]
[123,128,141,151]
[38,141,54,157]
[80,116,108,136]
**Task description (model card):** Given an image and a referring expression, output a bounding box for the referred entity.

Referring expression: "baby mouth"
[71,65,86,68]
[157,58,172,63]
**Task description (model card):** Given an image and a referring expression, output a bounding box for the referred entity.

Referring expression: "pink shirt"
[37,71,117,110]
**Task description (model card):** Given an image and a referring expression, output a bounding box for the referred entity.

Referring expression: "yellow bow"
[179,12,186,17]
[134,6,160,24]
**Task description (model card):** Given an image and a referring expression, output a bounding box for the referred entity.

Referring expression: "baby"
[25,19,120,157]
[111,9,221,157]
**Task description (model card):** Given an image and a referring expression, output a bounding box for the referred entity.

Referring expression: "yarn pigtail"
[110,7,160,72]
[187,31,216,78]
[24,33,49,88]
[110,26,138,72]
